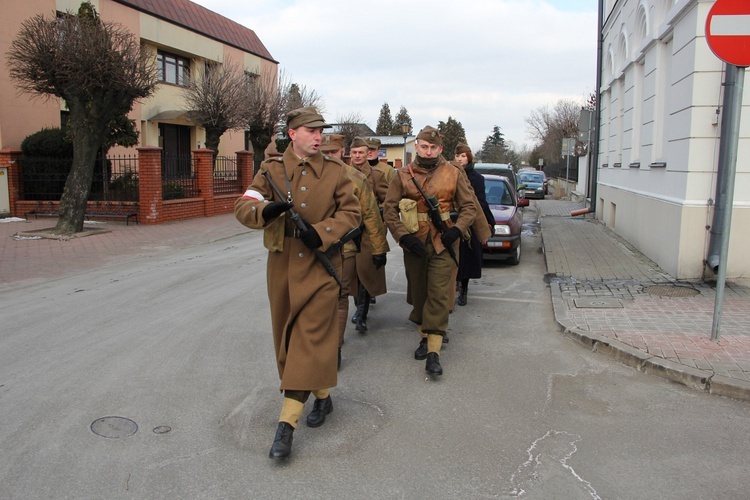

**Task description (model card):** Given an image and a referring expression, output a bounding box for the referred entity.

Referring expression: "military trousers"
[403,238,456,335]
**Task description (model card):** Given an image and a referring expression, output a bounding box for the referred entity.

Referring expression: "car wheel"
[508,242,521,266]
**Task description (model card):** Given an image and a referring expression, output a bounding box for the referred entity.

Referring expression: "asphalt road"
[1,207,749,499]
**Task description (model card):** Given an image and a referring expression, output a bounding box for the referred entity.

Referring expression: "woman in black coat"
[454,144,495,306]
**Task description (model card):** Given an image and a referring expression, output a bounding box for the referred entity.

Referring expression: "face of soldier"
[416,140,443,159]
[350,146,368,167]
[288,126,323,158]
[454,152,469,167]
[366,148,379,160]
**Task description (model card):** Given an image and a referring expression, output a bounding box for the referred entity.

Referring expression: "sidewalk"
[0,214,251,288]
[538,200,750,401]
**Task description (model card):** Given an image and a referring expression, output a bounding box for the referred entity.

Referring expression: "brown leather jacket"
[383,157,476,255]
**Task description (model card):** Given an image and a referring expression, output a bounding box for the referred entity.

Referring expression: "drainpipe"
[588,0,605,212]
[706,64,744,273]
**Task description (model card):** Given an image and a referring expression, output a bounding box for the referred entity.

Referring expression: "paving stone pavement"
[0,214,251,288]
[537,200,750,401]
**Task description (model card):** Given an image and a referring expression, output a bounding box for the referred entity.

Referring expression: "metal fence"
[91,155,139,201]
[19,153,242,202]
[213,156,240,195]
[20,155,140,201]
[19,157,71,201]
[162,154,196,200]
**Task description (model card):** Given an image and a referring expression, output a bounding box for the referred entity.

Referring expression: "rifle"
[407,165,459,266]
[262,171,359,288]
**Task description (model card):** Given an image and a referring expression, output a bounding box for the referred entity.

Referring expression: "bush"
[163,181,186,200]
[21,128,73,157]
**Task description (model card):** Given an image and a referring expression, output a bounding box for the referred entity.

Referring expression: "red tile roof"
[114,0,276,62]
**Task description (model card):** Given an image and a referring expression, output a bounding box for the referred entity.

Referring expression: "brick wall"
[4,147,254,224]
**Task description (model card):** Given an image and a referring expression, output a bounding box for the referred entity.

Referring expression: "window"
[157,51,190,86]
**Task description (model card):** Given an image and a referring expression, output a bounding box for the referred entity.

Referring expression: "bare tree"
[525,98,582,166]
[244,69,323,172]
[335,112,370,153]
[6,2,156,235]
[183,57,249,158]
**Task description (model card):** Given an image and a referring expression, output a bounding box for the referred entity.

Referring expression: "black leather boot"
[351,293,361,324]
[306,396,333,427]
[414,338,428,360]
[457,282,468,306]
[425,352,443,375]
[269,422,294,460]
[355,285,370,333]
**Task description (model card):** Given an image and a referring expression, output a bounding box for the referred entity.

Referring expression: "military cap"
[286,106,332,130]
[351,137,369,148]
[416,126,442,145]
[365,138,382,150]
[321,134,345,152]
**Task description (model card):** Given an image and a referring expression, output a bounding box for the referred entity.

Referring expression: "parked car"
[517,170,547,199]
[474,163,529,207]
[481,174,522,265]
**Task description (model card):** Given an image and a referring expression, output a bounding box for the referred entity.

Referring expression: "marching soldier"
[320,134,389,365]
[349,137,391,330]
[382,126,476,375]
[235,107,360,460]
[366,137,396,185]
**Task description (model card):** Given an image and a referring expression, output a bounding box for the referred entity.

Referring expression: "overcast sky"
[192,0,598,153]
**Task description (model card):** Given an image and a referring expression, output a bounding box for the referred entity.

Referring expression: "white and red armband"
[242,189,265,201]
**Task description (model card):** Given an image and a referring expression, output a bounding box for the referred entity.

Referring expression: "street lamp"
[401,122,410,168]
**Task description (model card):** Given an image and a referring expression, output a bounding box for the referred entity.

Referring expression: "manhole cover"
[153,425,171,434]
[90,416,138,438]
[573,298,623,308]
[643,285,699,297]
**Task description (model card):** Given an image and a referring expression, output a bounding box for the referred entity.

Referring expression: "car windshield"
[485,179,513,205]
[519,172,544,183]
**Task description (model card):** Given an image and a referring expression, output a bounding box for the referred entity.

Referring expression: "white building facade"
[597,0,749,279]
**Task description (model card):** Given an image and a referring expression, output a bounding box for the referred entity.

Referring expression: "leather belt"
[284,226,302,238]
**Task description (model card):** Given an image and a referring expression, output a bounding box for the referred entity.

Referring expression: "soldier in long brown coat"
[234,107,360,460]
[383,126,476,376]
[320,134,388,366]
[349,137,390,331]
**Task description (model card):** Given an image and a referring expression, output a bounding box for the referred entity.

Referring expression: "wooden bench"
[24,201,58,220]
[85,201,139,225]
[25,201,139,225]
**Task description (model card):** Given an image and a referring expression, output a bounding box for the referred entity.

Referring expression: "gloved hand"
[372,254,387,269]
[441,226,462,247]
[300,220,323,249]
[399,234,426,257]
[490,224,496,237]
[262,201,293,221]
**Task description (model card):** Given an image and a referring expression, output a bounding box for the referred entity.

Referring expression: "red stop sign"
[706,0,750,67]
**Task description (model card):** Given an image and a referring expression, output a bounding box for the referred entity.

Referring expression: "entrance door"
[159,124,191,178]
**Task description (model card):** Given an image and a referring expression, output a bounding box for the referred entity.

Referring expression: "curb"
[556,322,750,402]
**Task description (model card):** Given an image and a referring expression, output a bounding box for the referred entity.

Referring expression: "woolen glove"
[372,254,387,269]
[300,221,323,249]
[399,234,426,257]
[262,201,293,221]
[441,226,462,247]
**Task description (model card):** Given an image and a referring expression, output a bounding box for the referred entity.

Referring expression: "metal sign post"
[710,64,744,342]
[704,0,749,341]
